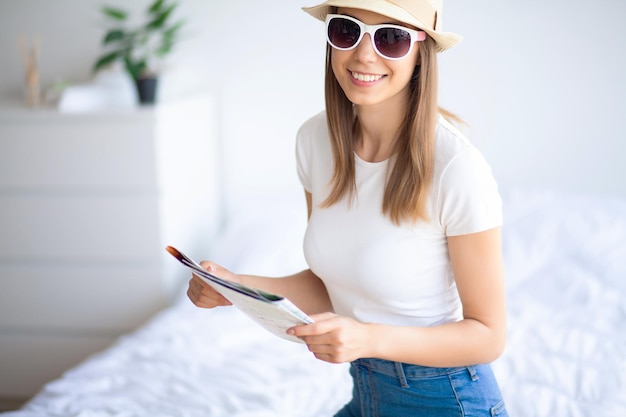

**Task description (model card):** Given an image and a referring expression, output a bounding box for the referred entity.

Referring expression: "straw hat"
[302,0,462,52]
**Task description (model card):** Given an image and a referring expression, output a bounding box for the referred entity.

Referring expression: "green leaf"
[124,56,147,80]
[154,42,172,57]
[103,29,126,44]
[160,32,175,48]
[148,0,165,14]
[163,20,184,38]
[101,6,127,21]
[93,50,122,73]
[145,4,176,30]
[95,0,184,78]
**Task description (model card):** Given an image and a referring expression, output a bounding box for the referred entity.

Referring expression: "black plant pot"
[135,77,158,104]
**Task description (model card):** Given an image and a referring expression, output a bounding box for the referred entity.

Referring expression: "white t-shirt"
[296,111,502,328]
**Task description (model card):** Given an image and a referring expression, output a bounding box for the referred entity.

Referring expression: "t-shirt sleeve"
[295,123,313,193]
[437,148,503,236]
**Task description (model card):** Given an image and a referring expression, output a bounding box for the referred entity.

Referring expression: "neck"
[354,95,408,163]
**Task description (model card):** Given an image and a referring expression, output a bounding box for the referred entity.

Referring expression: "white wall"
[439,0,626,199]
[1,0,625,212]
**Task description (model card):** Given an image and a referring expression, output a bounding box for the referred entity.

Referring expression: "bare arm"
[237,268,333,315]
[291,227,507,367]
[188,191,333,315]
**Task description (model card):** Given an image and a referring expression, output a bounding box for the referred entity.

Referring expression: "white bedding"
[4,189,626,417]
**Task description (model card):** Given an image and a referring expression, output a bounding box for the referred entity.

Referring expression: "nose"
[353,33,378,62]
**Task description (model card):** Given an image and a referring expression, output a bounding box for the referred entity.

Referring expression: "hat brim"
[302,0,462,52]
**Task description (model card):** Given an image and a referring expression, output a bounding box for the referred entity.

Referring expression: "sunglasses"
[325,14,426,60]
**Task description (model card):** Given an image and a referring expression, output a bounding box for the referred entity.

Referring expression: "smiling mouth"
[351,71,384,82]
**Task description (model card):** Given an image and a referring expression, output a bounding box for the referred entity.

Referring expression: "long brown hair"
[321,35,440,224]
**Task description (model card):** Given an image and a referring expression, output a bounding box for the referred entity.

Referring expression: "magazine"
[166,246,313,343]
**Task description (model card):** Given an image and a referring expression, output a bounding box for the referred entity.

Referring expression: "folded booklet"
[166,246,313,343]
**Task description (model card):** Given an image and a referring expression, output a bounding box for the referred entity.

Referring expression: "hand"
[288,313,371,364]
[186,261,237,309]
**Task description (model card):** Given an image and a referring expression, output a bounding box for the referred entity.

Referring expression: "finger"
[302,342,347,364]
[198,285,231,306]
[191,275,215,294]
[300,334,335,349]
[187,283,205,307]
[308,312,338,322]
[187,280,211,306]
[312,352,346,364]
[287,312,338,337]
[198,260,218,273]
[187,277,232,307]
[188,277,207,300]
[198,261,241,284]
[190,275,225,299]
[198,260,228,276]
[289,317,339,337]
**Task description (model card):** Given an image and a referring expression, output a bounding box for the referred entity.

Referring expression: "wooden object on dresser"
[0,96,221,399]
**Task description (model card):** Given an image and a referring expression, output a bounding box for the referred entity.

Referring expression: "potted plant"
[93,0,184,104]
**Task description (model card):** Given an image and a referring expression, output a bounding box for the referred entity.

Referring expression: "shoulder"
[431,115,502,234]
[295,111,333,191]
[297,110,328,139]
[434,116,479,167]
[296,110,331,158]
[433,115,493,184]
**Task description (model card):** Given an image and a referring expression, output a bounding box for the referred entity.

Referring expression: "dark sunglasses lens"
[328,17,361,49]
[374,28,412,58]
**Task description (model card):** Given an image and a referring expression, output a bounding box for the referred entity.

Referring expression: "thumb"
[308,312,338,322]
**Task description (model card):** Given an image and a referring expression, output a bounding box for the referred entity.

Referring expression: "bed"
[3,188,626,417]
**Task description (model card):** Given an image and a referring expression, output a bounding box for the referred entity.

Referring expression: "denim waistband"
[352,357,479,380]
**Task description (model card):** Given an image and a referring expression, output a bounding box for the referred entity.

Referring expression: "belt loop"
[467,365,479,382]
[394,362,409,388]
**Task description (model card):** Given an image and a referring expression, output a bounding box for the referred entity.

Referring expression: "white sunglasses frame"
[325,14,426,60]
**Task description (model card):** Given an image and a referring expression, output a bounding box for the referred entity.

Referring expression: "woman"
[187,0,508,415]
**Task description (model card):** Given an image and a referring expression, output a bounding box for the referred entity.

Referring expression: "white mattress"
[5,189,626,417]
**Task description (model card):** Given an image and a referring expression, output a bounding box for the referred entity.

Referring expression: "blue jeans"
[333,358,508,417]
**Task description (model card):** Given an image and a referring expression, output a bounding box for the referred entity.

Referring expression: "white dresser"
[0,97,221,397]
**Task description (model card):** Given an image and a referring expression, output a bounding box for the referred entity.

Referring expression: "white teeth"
[351,72,383,82]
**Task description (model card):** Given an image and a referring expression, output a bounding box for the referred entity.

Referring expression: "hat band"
[386,0,438,30]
